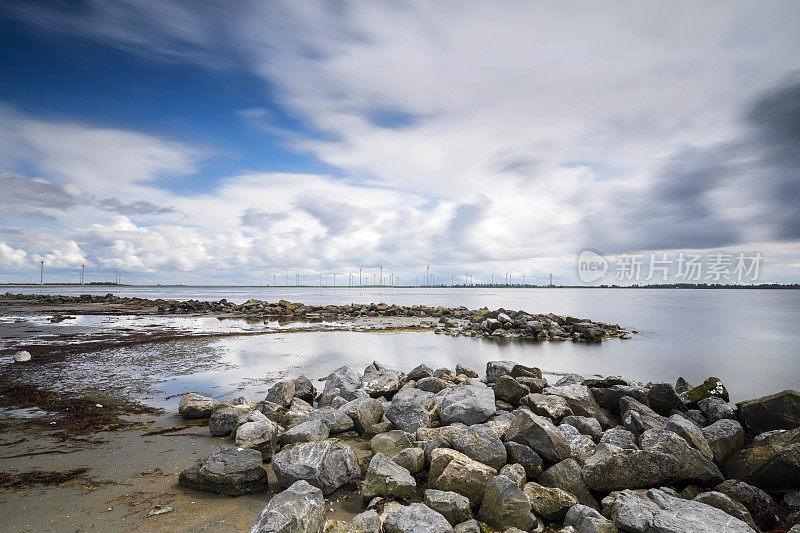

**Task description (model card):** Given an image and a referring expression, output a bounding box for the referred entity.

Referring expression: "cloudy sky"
[0,0,799,285]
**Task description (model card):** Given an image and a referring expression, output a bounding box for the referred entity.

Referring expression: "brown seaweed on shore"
[0,467,91,490]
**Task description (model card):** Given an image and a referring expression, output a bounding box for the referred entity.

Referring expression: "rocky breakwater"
[175,361,800,532]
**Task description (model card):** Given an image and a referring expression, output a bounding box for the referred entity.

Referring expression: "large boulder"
[545,384,614,428]
[317,366,362,407]
[392,447,425,474]
[701,419,745,464]
[272,440,360,495]
[292,375,316,404]
[408,364,434,381]
[179,393,220,419]
[440,386,496,426]
[209,405,251,436]
[179,445,269,496]
[697,397,736,424]
[505,409,571,464]
[523,482,577,521]
[591,385,650,415]
[291,406,354,434]
[385,388,438,433]
[362,453,416,499]
[494,375,529,405]
[605,488,754,533]
[736,389,800,433]
[599,428,637,449]
[619,397,666,437]
[685,377,729,404]
[362,361,404,399]
[714,479,785,531]
[724,426,800,488]
[558,423,597,464]
[505,441,544,479]
[383,503,453,533]
[424,489,472,526]
[477,475,537,532]
[370,430,413,458]
[452,424,507,470]
[250,480,325,533]
[693,491,759,532]
[235,419,280,461]
[520,393,573,420]
[486,360,516,382]
[564,504,618,533]
[265,379,296,408]
[539,458,599,510]
[647,382,687,416]
[280,418,330,445]
[561,415,603,442]
[340,397,385,434]
[663,414,713,460]
[429,448,497,506]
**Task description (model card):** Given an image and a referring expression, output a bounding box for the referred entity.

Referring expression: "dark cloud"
[294,195,369,236]
[0,172,86,219]
[240,207,288,227]
[95,198,175,216]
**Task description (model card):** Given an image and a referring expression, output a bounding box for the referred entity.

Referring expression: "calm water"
[5,286,799,403]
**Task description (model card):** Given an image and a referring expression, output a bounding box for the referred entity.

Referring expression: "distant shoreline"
[2,283,799,289]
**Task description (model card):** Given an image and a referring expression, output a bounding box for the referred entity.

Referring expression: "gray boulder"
[736,389,800,433]
[429,448,497,506]
[563,504,618,533]
[210,405,250,436]
[558,423,597,464]
[456,363,479,378]
[290,407,354,434]
[539,458,599,510]
[505,441,544,479]
[292,375,316,404]
[272,440,360,495]
[599,428,637,449]
[317,366,362,406]
[647,382,687,416]
[362,361,404,399]
[386,388,438,433]
[715,479,784,531]
[694,491,759,531]
[370,430,413,458]
[280,418,330,445]
[417,377,452,393]
[440,386,496,426]
[407,364,434,381]
[179,445,269,496]
[620,397,666,437]
[724,426,800,488]
[392,447,425,474]
[500,463,527,489]
[341,397,385,434]
[556,373,585,386]
[506,409,571,464]
[383,503,454,533]
[179,393,220,419]
[265,379,296,408]
[520,393,573,420]
[494,375,529,405]
[453,424,507,470]
[362,453,416,499]
[591,385,650,415]
[701,419,745,464]
[250,480,324,533]
[424,489,472,526]
[697,397,736,424]
[663,414,713,460]
[486,360,516,382]
[523,482,577,521]
[546,384,614,428]
[477,475,537,532]
[561,416,603,441]
[235,419,280,461]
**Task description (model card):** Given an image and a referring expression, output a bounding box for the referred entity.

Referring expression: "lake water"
[4,286,799,403]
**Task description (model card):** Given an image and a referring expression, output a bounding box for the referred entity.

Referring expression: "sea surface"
[4,285,799,404]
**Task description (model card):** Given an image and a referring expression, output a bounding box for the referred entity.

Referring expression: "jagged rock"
[686,377,729,404]
[715,479,784,531]
[516,376,548,394]
[179,393,220,419]
[383,503,454,533]
[235,419,280,461]
[563,504,618,533]
[326,509,380,533]
[256,400,289,426]
[500,463,527,490]
[523,482,577,520]
[362,362,403,399]
[724,426,800,488]
[317,366,362,407]
[506,409,571,464]
[423,436,454,468]
[418,377,452,393]
[520,393,573,420]
[697,397,736,424]
[291,406,353,434]
[386,388,438,433]
[605,488,753,533]
[456,363,479,378]
[392,447,425,474]
[511,364,542,379]
[561,416,603,441]
[591,385,650,415]
[440,386,496,426]
[486,360,517,383]
[477,475,537,532]
[647,382,687,416]
[370,430,413,458]
[701,419,745,464]
[418,426,466,442]
[179,445,269,496]
[663,414,713,460]
[363,420,395,440]
[453,424,507,470]
[210,405,251,436]
[266,379,296,408]
[540,458,599,510]
[599,428,637,449]
[453,519,480,533]
[556,374,585,386]
[546,384,614,428]
[558,423,597,464]
[272,440,360,495]
[285,398,316,425]
[485,411,514,438]
[424,489,473,526]
[694,491,759,531]
[292,375,316,404]
[280,418,329,445]
[408,364,434,381]
[505,441,544,479]
[341,397,385,434]
[362,453,416,499]
[619,397,666,437]
[736,389,800,433]
[250,480,324,533]
[429,448,497,506]
[495,375,529,405]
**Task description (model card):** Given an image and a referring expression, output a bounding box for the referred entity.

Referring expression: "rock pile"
[175,361,800,532]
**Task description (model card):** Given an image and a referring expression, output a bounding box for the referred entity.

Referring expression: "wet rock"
[663,414,713,460]
[179,445,269,496]
[563,504,617,533]
[453,424,507,470]
[280,418,329,445]
[686,377,729,404]
[370,430,413,458]
[408,364,434,381]
[429,448,497,506]
[539,458,599,510]
[697,397,735,424]
[647,382,687,416]
[505,441,544,479]
[477,475,537,532]
[235,419,280,461]
[424,489,473,526]
[386,388,438,433]
[558,423,597,464]
[362,453,416,499]
[694,491,759,531]
[561,416,603,441]
[383,503,453,533]
[210,405,251,436]
[546,384,614,428]
[362,361,404,399]
[715,479,784,531]
[455,363,479,378]
[598,428,637,449]
[272,440,360,495]
[506,409,571,464]
[724,426,800,488]
[250,480,324,533]
[523,482,577,521]
[486,360,517,383]
[605,488,753,533]
[701,419,744,464]
[495,375,529,405]
[520,393,573,421]
[392,447,425,474]
[12,350,31,363]
[440,386,496,426]
[341,397,385,434]
[317,366,362,407]
[736,389,800,433]
[179,393,220,419]
[292,375,316,404]
[265,379,296,408]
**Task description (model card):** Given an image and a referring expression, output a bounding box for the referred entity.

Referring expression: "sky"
[0,0,799,286]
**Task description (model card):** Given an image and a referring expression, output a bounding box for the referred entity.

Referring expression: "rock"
[285,398,316,425]
[386,388,438,433]
[558,423,597,464]
[341,397,385,434]
[408,364,434,381]
[453,519,480,533]
[362,453,416,499]
[495,375,529,405]
[598,428,637,449]
[486,361,517,383]
[591,385,650,415]
[520,393,573,421]
[539,458,599,510]
[383,503,454,533]
[235,420,280,461]
[785,491,800,512]
[701,419,745,464]
[418,426,466,442]
[318,366,362,407]
[266,379,296,408]
[485,411,514,438]
[736,389,800,433]
[606,488,753,533]
[647,382,687,416]
[663,414,713,460]
[292,375,316,404]
[682,409,707,427]
[326,510,380,533]
[561,416,603,441]
[440,386,496,426]
[418,377,452,393]
[563,504,618,533]
[505,442,544,479]
[292,407,353,434]
[686,377,729,404]
[210,405,250,436]
[250,480,325,533]
[523,482,577,521]
[477,475,537,532]
[424,489,473,526]
[362,362,403,399]
[715,479,784,531]
[619,397,666,437]
[392,447,425,474]
[516,377,548,394]
[697,397,736,424]
[500,463,527,489]
[272,440,360,495]
[546,384,614,427]
[453,424,507,470]
[423,436,455,468]
[694,491,759,531]
[724,426,800,488]
[257,400,290,426]
[178,445,269,496]
[511,364,542,379]
[12,350,31,363]
[363,420,395,440]
[281,418,330,445]
[506,409,571,464]
[456,363,479,378]
[179,393,220,419]
[370,430,413,458]
[555,374,585,386]
[429,448,497,506]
